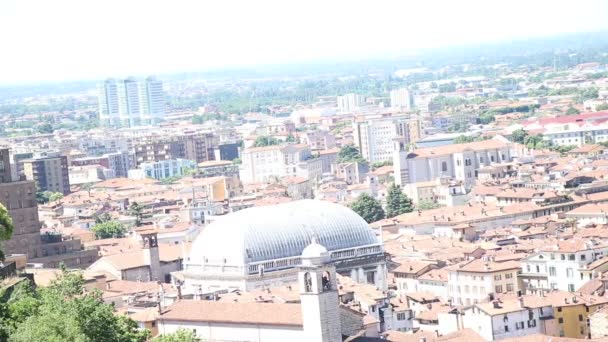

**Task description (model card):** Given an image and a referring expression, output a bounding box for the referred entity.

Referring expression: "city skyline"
[1,0,608,84]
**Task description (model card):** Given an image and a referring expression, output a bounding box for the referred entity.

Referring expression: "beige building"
[239,144,322,184]
[23,155,70,195]
[447,258,521,306]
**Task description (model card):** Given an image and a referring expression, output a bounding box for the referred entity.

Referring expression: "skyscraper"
[336,93,365,113]
[98,76,165,127]
[390,88,413,110]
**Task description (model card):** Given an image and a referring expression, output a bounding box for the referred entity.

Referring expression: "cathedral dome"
[187,200,379,271]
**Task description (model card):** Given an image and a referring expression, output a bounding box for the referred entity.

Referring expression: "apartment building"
[128,159,196,180]
[519,239,608,292]
[337,93,365,113]
[463,296,555,341]
[447,258,521,306]
[353,115,422,163]
[390,88,412,110]
[98,76,164,127]
[133,132,215,166]
[393,138,512,190]
[71,151,133,178]
[521,111,608,147]
[239,144,322,183]
[22,155,70,195]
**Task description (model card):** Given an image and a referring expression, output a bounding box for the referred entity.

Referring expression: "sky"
[1,0,608,84]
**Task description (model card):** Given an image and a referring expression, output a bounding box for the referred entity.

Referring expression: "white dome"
[188,200,378,270]
[302,240,328,259]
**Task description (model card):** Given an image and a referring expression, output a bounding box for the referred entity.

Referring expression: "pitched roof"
[160,300,303,327]
[409,139,509,158]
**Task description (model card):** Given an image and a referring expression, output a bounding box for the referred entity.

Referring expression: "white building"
[98,76,165,127]
[463,296,555,341]
[181,200,388,293]
[390,88,413,110]
[393,138,513,190]
[337,93,365,113]
[447,258,521,307]
[519,240,608,292]
[128,159,195,180]
[353,116,421,163]
[239,144,322,183]
[159,239,349,342]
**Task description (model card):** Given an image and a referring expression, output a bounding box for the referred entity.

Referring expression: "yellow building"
[544,291,608,338]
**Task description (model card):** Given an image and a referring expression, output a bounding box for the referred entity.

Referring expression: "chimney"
[419,337,427,342]
[564,298,569,304]
[493,300,500,309]
[518,297,524,308]
[177,285,182,299]
[572,296,578,303]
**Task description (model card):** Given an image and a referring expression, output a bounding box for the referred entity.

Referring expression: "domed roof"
[188,200,379,269]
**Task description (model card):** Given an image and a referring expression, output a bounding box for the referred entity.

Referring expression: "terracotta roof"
[447,259,520,274]
[160,300,303,327]
[391,260,434,275]
[409,139,509,158]
[436,329,485,342]
[567,202,608,216]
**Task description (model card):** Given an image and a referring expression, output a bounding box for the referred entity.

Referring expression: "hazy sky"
[1,0,608,84]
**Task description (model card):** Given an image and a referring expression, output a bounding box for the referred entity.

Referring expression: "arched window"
[441,161,448,172]
[304,272,312,292]
[322,271,331,291]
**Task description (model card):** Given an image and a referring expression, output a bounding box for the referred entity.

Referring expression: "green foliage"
[385,184,414,218]
[253,136,280,147]
[128,202,145,227]
[350,193,385,223]
[454,135,481,144]
[565,106,580,115]
[0,203,14,261]
[337,144,367,164]
[192,113,226,124]
[286,134,298,143]
[154,328,201,342]
[523,134,550,150]
[36,122,54,134]
[35,191,64,204]
[160,176,181,185]
[510,128,528,144]
[417,200,442,211]
[91,221,126,239]
[232,157,242,165]
[1,267,149,342]
[596,103,608,111]
[94,212,112,225]
[371,160,392,170]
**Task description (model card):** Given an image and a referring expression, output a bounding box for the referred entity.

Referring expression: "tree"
[286,134,298,143]
[565,106,580,115]
[155,328,201,342]
[417,200,442,211]
[253,136,279,147]
[510,128,529,144]
[350,193,385,223]
[454,135,476,144]
[232,157,242,165]
[596,103,608,111]
[128,202,145,227]
[36,122,54,134]
[2,267,149,342]
[0,203,14,261]
[337,144,367,164]
[94,212,112,224]
[91,221,126,239]
[385,184,414,218]
[48,192,63,202]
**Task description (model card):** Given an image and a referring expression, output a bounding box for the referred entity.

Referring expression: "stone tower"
[142,231,161,282]
[298,237,342,342]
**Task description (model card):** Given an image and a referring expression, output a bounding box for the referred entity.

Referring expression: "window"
[505,273,513,279]
[566,268,574,278]
[528,319,537,328]
[561,254,566,260]
[397,313,406,320]
[495,285,503,293]
[494,274,502,281]
[441,161,448,172]
[516,321,524,330]
[557,307,562,313]
[581,254,586,261]
[504,325,509,332]
[579,314,584,322]
[569,254,576,261]
[568,284,575,292]
[549,267,556,276]
[506,284,514,292]
[558,317,564,324]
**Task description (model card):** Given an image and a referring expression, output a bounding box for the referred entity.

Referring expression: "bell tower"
[298,237,342,342]
[142,231,161,282]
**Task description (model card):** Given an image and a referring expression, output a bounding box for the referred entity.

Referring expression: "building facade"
[98,76,165,127]
[353,115,422,163]
[239,144,322,184]
[22,155,70,195]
